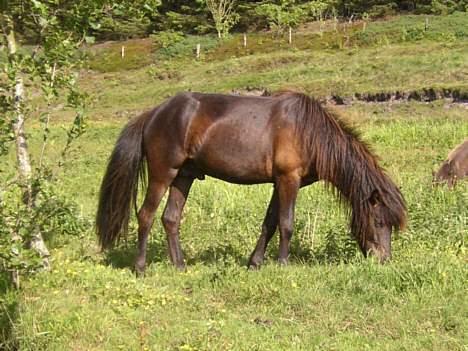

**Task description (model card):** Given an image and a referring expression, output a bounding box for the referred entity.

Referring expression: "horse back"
[143,92,305,184]
[434,139,468,187]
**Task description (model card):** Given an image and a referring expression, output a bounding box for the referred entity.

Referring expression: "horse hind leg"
[248,188,279,269]
[161,175,194,270]
[135,170,177,276]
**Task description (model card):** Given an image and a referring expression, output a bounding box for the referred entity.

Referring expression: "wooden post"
[363,21,367,32]
[425,17,429,31]
[243,33,247,48]
[196,43,201,59]
[121,46,125,59]
[288,27,292,44]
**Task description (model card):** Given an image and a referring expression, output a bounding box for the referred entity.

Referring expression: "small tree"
[0,1,88,287]
[205,0,240,38]
[255,0,306,35]
[303,1,330,35]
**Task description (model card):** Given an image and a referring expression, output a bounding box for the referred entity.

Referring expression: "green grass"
[12,254,467,350]
[3,101,466,351]
[1,13,468,350]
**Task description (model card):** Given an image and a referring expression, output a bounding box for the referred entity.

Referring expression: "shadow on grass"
[289,229,361,265]
[101,238,167,270]
[100,229,360,271]
[186,243,248,267]
[102,240,249,270]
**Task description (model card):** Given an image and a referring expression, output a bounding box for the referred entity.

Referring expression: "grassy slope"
[1,14,468,350]
[78,12,468,117]
[82,40,467,116]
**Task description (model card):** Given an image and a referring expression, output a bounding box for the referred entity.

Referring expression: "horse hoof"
[175,263,186,272]
[248,262,261,270]
[134,265,146,278]
[278,258,288,266]
[247,256,263,270]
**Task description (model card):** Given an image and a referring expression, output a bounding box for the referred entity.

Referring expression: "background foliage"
[5,0,467,42]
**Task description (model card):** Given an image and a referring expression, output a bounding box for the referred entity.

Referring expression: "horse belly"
[192,123,273,184]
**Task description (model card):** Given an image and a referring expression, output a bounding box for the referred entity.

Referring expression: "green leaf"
[84,36,96,44]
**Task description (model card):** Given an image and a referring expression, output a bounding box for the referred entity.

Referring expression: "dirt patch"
[329,87,468,105]
[230,86,468,108]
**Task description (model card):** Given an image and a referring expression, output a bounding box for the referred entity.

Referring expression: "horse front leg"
[248,188,279,269]
[161,176,194,270]
[276,173,300,265]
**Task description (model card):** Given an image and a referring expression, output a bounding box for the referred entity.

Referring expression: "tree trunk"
[2,15,50,277]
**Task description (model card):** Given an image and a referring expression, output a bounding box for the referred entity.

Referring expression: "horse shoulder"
[272,126,304,176]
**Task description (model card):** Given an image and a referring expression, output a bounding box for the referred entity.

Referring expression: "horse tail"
[96,110,152,249]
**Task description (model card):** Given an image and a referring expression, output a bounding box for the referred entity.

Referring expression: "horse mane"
[277,91,407,243]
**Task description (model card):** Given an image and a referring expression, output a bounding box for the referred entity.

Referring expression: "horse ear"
[369,189,382,207]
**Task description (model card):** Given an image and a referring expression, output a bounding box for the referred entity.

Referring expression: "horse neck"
[312,123,379,207]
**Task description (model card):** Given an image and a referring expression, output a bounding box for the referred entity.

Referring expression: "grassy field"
[1,13,467,350]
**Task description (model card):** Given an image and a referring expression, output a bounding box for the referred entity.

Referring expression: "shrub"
[430,0,463,15]
[368,3,398,18]
[401,25,427,41]
[95,17,152,41]
[153,34,219,59]
[0,182,89,282]
[151,30,185,49]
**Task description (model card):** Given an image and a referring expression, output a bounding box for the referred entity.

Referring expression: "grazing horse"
[96,91,406,275]
[433,139,468,189]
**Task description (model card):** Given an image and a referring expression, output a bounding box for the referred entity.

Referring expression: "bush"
[153,34,219,59]
[368,3,398,18]
[0,182,89,281]
[159,10,213,35]
[151,30,185,49]
[94,17,152,41]
[401,25,427,41]
[430,0,464,15]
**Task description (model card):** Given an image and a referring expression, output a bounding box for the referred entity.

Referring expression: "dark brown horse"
[433,139,468,189]
[96,92,406,274]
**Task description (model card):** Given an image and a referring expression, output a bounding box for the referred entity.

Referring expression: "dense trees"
[5,0,467,42]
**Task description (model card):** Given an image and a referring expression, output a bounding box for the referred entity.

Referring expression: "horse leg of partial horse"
[276,173,300,265]
[135,178,173,276]
[161,176,194,269]
[248,188,279,269]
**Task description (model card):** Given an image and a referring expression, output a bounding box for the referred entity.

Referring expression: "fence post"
[243,33,247,48]
[121,46,125,59]
[196,43,201,59]
[288,27,292,44]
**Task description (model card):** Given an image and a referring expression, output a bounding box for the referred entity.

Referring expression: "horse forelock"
[283,92,407,242]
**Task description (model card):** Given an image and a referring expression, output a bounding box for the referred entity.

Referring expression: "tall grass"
[2,102,465,350]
